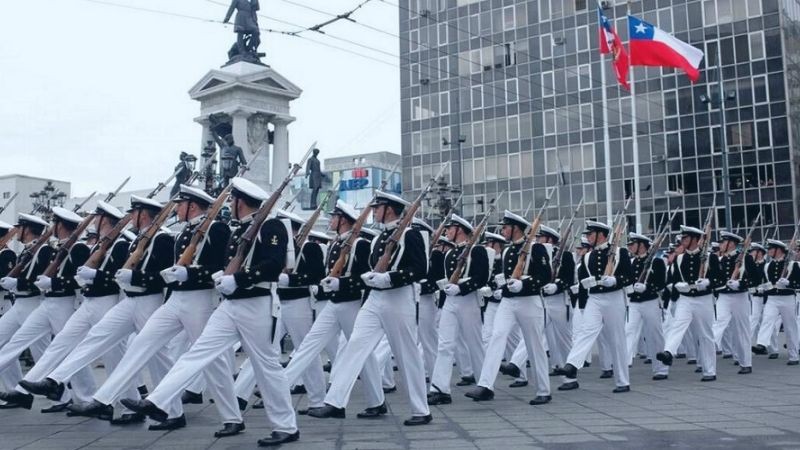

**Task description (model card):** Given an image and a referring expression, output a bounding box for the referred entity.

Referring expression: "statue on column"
[201,139,218,195]
[223,0,264,65]
[219,134,248,188]
[170,152,197,197]
[306,148,324,209]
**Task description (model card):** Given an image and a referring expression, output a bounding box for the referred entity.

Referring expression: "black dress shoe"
[356,402,387,418]
[322,361,332,372]
[644,359,652,364]
[599,370,613,379]
[465,386,494,401]
[252,399,264,409]
[686,359,697,365]
[383,386,397,394]
[652,374,668,381]
[701,375,716,382]
[427,392,451,405]
[19,378,64,401]
[237,397,248,411]
[554,363,577,378]
[137,385,149,397]
[403,414,432,426]
[307,404,345,419]
[694,367,703,373]
[148,415,187,431]
[722,354,733,359]
[738,367,752,374]
[733,360,740,366]
[768,353,779,359]
[110,412,146,425]
[558,381,579,391]
[258,430,300,447]
[509,380,528,388]
[752,345,768,355]
[0,391,33,409]
[716,350,723,355]
[612,386,630,393]
[584,362,591,367]
[529,395,551,405]
[214,422,245,438]
[120,398,168,423]
[548,370,558,377]
[41,401,71,413]
[290,385,307,395]
[456,375,476,386]
[787,360,799,366]
[501,363,521,378]
[656,351,673,366]
[181,390,203,404]
[66,400,111,418]
[675,353,687,359]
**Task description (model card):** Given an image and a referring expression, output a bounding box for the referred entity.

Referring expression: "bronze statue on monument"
[223,0,265,65]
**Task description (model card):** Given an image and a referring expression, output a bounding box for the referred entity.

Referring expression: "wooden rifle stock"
[730,213,761,281]
[511,188,555,279]
[638,208,680,284]
[328,203,372,279]
[447,194,500,284]
[697,203,717,278]
[42,214,96,278]
[603,195,634,277]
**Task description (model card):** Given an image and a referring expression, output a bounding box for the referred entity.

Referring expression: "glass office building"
[399,0,800,239]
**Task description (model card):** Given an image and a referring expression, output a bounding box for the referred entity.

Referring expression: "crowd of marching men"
[0,162,798,447]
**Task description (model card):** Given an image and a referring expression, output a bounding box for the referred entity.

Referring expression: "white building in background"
[0,174,71,224]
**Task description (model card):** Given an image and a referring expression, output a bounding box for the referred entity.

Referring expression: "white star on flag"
[635,22,647,34]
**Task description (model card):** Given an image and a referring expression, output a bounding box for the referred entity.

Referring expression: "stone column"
[271,118,291,192]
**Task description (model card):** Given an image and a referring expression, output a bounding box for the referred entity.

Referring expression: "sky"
[0,0,400,197]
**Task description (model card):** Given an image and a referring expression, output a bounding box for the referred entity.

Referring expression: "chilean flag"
[628,15,704,82]
[598,7,629,90]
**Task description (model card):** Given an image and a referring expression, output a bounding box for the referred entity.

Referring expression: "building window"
[578,64,591,91]
[545,149,558,174]
[575,0,588,12]
[756,120,771,148]
[411,64,420,85]
[438,57,449,80]
[469,49,481,74]
[542,71,554,97]
[440,92,450,115]
[503,6,515,31]
[411,97,421,120]
[583,183,596,203]
[750,31,765,60]
[471,86,482,109]
[544,110,556,135]
[2,192,9,199]
[438,23,448,46]
[508,115,519,141]
[496,42,517,67]
[509,154,520,178]
[582,143,595,169]
[747,0,761,17]
[472,121,484,146]
[410,30,419,52]
[541,34,552,58]
[506,79,518,103]
[412,166,422,189]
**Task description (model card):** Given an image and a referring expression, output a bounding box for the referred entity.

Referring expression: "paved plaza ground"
[2,351,800,449]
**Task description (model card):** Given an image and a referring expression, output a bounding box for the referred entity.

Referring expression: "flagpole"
[599,7,613,225]
[627,2,642,234]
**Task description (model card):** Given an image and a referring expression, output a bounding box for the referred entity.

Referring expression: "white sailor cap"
[536,225,560,241]
[51,207,83,226]
[369,190,410,209]
[276,209,306,227]
[16,213,49,228]
[412,217,435,234]
[122,229,137,241]
[502,210,530,229]
[0,220,14,231]
[576,237,591,248]
[309,230,332,243]
[128,195,163,213]
[359,227,380,239]
[85,225,98,237]
[446,214,473,233]
[437,235,456,247]
[330,200,359,222]
[719,231,743,243]
[710,242,720,250]
[750,243,766,252]
[230,177,269,203]
[585,220,611,234]
[96,201,125,220]
[680,225,704,237]
[483,232,507,244]
[627,232,652,245]
[766,239,788,251]
[177,185,215,206]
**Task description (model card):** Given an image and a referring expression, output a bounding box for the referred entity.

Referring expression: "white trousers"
[665,301,698,360]
[325,285,429,416]
[482,301,519,358]
[374,335,396,389]
[477,297,549,396]
[285,300,384,408]
[625,300,668,375]
[92,290,240,423]
[544,294,572,370]
[566,291,629,387]
[750,297,779,352]
[663,295,716,376]
[0,297,59,392]
[313,300,341,365]
[429,293,484,395]
[713,292,752,367]
[16,294,131,403]
[280,298,326,408]
[571,308,591,366]
[147,296,296,434]
[758,295,799,361]
[418,294,438,378]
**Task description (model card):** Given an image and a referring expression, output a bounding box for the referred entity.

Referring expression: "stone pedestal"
[189,61,302,191]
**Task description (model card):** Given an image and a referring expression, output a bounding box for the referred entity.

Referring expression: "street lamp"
[699,86,736,231]
[29,181,66,219]
[442,134,467,215]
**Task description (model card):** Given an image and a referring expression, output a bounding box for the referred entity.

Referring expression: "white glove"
[776,278,791,289]
[211,270,224,282]
[443,283,460,296]
[76,266,97,285]
[542,283,558,295]
[570,284,579,295]
[580,276,597,289]
[0,277,18,292]
[310,285,319,297]
[161,265,188,284]
[600,275,617,288]
[494,274,507,288]
[215,274,237,296]
[758,282,773,292]
[507,278,523,294]
[115,269,133,285]
[321,276,340,292]
[278,273,290,288]
[694,278,710,291]
[361,272,392,289]
[675,282,690,293]
[478,286,492,298]
[435,278,448,290]
[33,275,52,292]
[633,282,646,294]
[726,279,740,291]
[492,289,503,300]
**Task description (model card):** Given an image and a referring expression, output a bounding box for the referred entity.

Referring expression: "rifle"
[730,213,761,281]
[779,221,800,279]
[428,194,463,255]
[373,163,449,273]
[638,208,681,284]
[511,188,556,279]
[0,192,18,215]
[380,161,400,191]
[697,202,717,278]
[286,181,341,274]
[281,188,303,211]
[169,147,264,269]
[603,195,635,277]
[0,228,19,251]
[447,193,502,284]
[551,198,584,283]
[223,144,315,275]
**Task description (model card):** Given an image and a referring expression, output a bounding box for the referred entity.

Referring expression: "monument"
[189,3,302,191]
